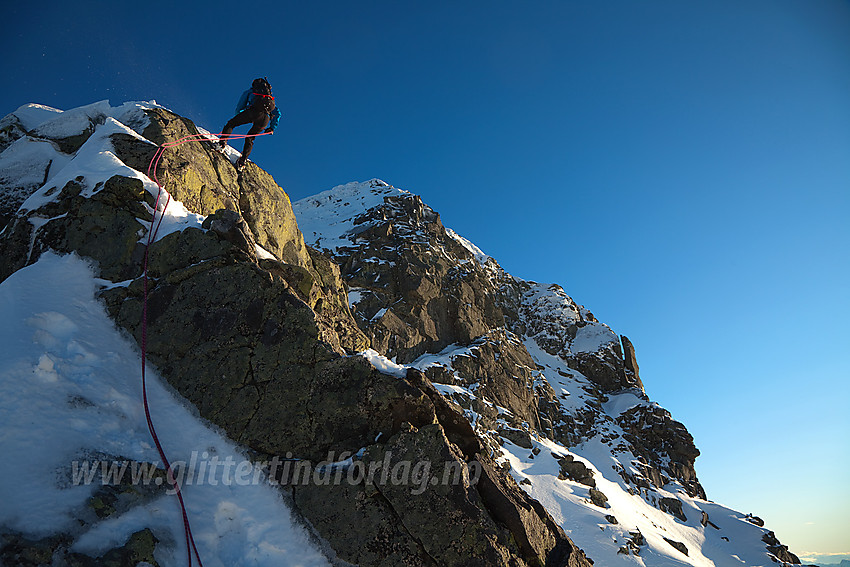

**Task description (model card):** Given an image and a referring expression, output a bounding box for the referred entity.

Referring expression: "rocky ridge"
[0,100,801,566]
[0,102,591,567]
[293,179,803,566]
[293,181,701,495]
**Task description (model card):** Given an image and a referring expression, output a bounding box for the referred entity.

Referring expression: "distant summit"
[293,178,804,565]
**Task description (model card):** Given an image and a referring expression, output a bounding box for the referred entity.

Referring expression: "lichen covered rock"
[110,107,311,268]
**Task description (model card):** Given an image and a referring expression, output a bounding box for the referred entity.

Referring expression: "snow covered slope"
[293,180,803,567]
[0,252,329,566]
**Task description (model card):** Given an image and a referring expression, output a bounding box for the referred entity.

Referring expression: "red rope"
[142,129,271,566]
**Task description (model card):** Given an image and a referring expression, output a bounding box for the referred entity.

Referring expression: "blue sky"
[3,0,849,561]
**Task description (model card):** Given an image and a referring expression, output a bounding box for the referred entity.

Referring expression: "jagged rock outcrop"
[620,335,642,388]
[618,404,705,499]
[663,537,689,556]
[557,455,595,487]
[293,179,805,566]
[0,102,134,232]
[110,107,311,268]
[419,330,544,435]
[293,182,690,491]
[517,283,644,394]
[762,531,801,564]
[0,112,29,153]
[317,188,506,362]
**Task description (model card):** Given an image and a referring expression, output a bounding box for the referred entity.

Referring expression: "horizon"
[2,0,848,563]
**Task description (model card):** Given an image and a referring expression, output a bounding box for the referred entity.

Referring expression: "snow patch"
[446,227,491,265]
[292,179,408,252]
[10,103,64,131]
[255,244,277,260]
[410,342,476,372]
[0,136,71,187]
[370,307,388,322]
[360,348,408,378]
[347,287,366,306]
[603,391,650,417]
[141,195,206,244]
[30,101,111,141]
[21,117,152,212]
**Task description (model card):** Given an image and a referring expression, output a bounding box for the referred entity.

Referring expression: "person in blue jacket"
[218,77,281,169]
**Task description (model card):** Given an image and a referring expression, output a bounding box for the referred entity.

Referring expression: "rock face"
[618,404,705,499]
[620,335,642,389]
[293,181,698,492]
[293,179,803,566]
[0,102,591,567]
[110,107,312,268]
[309,188,505,363]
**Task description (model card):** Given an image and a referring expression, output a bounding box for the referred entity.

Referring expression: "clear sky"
[3,1,848,563]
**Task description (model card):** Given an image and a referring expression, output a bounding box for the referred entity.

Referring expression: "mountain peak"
[293,178,413,252]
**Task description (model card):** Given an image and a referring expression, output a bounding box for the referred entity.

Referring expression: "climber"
[218,77,281,170]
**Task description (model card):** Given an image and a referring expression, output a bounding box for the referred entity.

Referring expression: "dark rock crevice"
[368,482,441,566]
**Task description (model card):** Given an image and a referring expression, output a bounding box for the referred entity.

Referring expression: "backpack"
[251,78,275,113]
